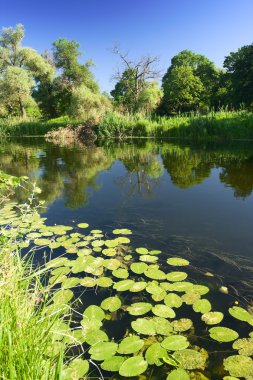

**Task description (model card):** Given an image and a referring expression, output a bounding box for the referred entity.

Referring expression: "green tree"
[137,82,163,115]
[223,43,253,108]
[0,24,53,118]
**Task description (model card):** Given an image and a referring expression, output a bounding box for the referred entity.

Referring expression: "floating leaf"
[136,247,149,255]
[102,248,117,257]
[127,302,152,316]
[167,257,190,266]
[53,289,73,304]
[193,299,212,314]
[164,293,183,308]
[144,268,166,280]
[201,311,224,325]
[149,250,162,255]
[83,305,105,321]
[145,342,168,366]
[112,268,129,279]
[77,223,89,228]
[131,318,156,335]
[81,317,102,334]
[161,335,189,351]
[91,240,105,248]
[104,239,119,248]
[172,318,193,332]
[152,304,176,318]
[101,296,122,312]
[153,317,173,335]
[85,330,109,345]
[167,271,188,282]
[191,285,209,295]
[146,283,164,295]
[229,306,253,325]
[113,228,132,235]
[51,267,70,276]
[140,255,158,263]
[181,292,201,305]
[113,279,135,291]
[173,349,207,370]
[61,277,80,289]
[80,277,97,287]
[89,342,118,361]
[209,327,239,342]
[166,368,190,380]
[129,281,147,292]
[119,356,148,377]
[223,355,253,378]
[63,358,89,379]
[34,238,51,246]
[118,335,144,354]
[101,356,125,372]
[171,282,194,292]
[115,237,130,244]
[97,277,113,288]
[130,262,148,274]
[232,338,253,356]
[103,258,121,270]
[152,291,166,302]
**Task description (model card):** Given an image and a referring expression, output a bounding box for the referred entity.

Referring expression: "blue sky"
[1,0,252,92]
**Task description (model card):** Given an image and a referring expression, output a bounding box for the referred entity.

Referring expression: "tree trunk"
[19,95,26,119]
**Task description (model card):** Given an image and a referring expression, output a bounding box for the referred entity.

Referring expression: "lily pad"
[173,349,207,370]
[119,356,148,377]
[101,296,122,312]
[152,304,176,318]
[113,228,132,235]
[63,358,89,379]
[145,342,168,366]
[97,277,113,287]
[164,293,183,308]
[101,356,125,372]
[229,306,253,325]
[127,302,152,316]
[193,299,212,314]
[166,369,190,380]
[140,254,158,263]
[83,305,105,321]
[103,258,121,270]
[136,247,149,255]
[112,268,129,279]
[131,318,156,335]
[223,355,253,378]
[232,338,253,356]
[53,289,73,304]
[171,282,194,292]
[167,257,190,266]
[129,281,147,292]
[80,277,97,287]
[153,317,173,335]
[77,223,89,228]
[113,279,135,291]
[209,327,239,342]
[88,341,118,361]
[167,271,188,282]
[117,335,144,354]
[144,268,166,280]
[201,311,224,325]
[171,318,193,332]
[161,335,189,351]
[130,262,148,274]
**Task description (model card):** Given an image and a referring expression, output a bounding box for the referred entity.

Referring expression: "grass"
[97,110,253,140]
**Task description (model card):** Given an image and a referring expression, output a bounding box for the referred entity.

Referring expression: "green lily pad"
[119,356,148,377]
[161,335,189,351]
[53,289,73,304]
[101,296,122,312]
[129,281,147,292]
[118,335,144,354]
[102,248,117,257]
[88,342,118,361]
[63,358,89,379]
[223,355,253,378]
[171,282,194,292]
[145,342,168,366]
[140,254,158,263]
[166,368,190,380]
[152,304,176,318]
[173,349,207,370]
[85,330,109,345]
[80,277,97,287]
[181,292,201,305]
[34,238,51,246]
[146,282,164,295]
[232,338,253,356]
[193,299,212,314]
[115,237,130,244]
[104,239,119,248]
[131,318,156,335]
[101,356,125,372]
[83,305,105,321]
[167,257,190,266]
[97,277,113,287]
[167,271,188,282]
[229,306,253,325]
[171,318,193,332]
[113,279,135,291]
[164,293,183,308]
[113,228,132,235]
[209,327,239,342]
[136,247,149,255]
[127,302,152,316]
[112,268,129,279]
[61,277,80,289]
[130,262,148,274]
[103,258,121,270]
[153,317,173,335]
[144,268,166,280]
[201,311,224,325]
[77,223,89,228]
[191,285,209,295]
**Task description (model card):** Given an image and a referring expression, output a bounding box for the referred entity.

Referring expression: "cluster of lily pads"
[1,203,253,379]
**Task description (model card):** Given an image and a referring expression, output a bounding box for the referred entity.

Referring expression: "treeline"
[0,24,252,120]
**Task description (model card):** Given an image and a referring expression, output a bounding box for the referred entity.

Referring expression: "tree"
[137,82,163,115]
[111,46,160,113]
[223,43,253,108]
[161,50,219,114]
[0,24,53,118]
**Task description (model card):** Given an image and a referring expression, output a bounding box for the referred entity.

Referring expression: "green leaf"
[181,292,201,305]
[103,258,121,270]
[223,355,253,378]
[171,318,193,332]
[129,281,147,292]
[193,299,212,314]
[228,306,253,325]
[167,257,190,266]
[63,358,89,380]
[83,305,105,321]
[89,342,118,361]
[80,277,97,287]
[161,335,189,351]
[127,302,152,316]
[152,304,176,318]
[166,368,190,380]
[153,317,173,335]
[118,335,144,354]
[77,223,89,228]
[201,311,224,325]
[101,356,125,372]
[113,279,135,291]
[173,349,207,370]
[140,254,158,263]
[130,262,148,274]
[164,293,183,308]
[96,277,113,287]
[53,289,73,304]
[146,283,164,295]
[85,330,109,345]
[61,277,80,289]
[167,271,188,282]
[119,356,148,377]
[209,327,239,342]
[112,268,129,279]
[131,318,156,335]
[171,282,194,292]
[113,228,132,235]
[232,338,253,356]
[101,296,122,312]
[144,268,166,280]
[136,247,149,254]
[145,342,168,366]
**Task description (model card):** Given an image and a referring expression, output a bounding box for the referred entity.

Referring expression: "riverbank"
[1,110,253,141]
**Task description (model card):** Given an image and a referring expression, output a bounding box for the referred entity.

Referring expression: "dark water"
[1,137,253,297]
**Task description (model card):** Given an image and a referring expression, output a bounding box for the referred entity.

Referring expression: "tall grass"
[98,110,253,140]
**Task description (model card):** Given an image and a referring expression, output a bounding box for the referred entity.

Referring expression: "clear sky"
[1,0,252,92]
